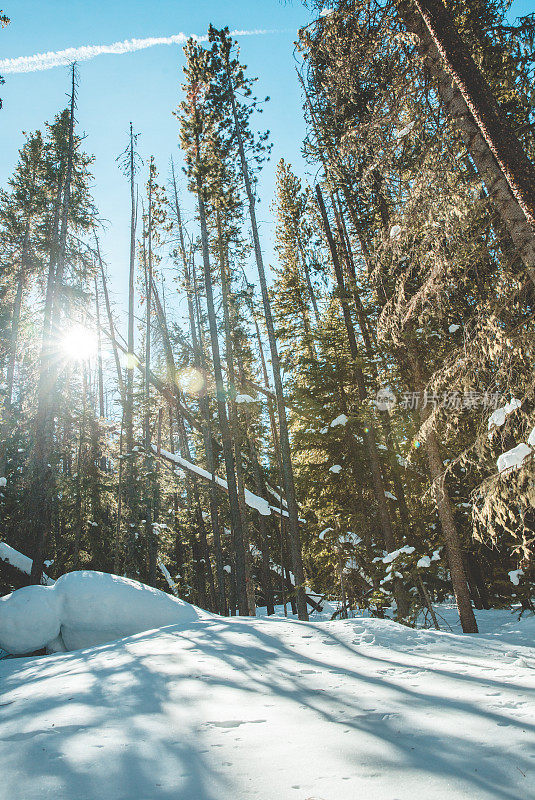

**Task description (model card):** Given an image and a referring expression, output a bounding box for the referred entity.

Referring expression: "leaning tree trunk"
[397,0,535,287]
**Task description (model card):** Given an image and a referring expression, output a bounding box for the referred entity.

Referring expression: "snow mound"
[0,570,207,655]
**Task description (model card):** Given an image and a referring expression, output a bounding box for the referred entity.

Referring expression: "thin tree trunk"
[216,208,255,615]
[94,276,105,419]
[114,413,124,574]
[224,60,308,620]
[96,237,125,403]
[194,153,248,613]
[171,171,227,615]
[143,174,156,585]
[30,70,77,584]
[408,351,478,633]
[121,123,139,576]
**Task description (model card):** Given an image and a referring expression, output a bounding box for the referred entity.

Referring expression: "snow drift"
[0,570,207,655]
[0,606,533,800]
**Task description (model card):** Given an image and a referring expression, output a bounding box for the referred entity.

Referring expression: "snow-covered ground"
[0,607,533,799]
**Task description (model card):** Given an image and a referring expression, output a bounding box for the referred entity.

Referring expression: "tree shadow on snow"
[0,616,533,800]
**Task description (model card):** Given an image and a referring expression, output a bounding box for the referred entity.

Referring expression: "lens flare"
[124,352,139,370]
[177,367,205,396]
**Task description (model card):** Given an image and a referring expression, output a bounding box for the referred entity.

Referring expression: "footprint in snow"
[206,719,267,728]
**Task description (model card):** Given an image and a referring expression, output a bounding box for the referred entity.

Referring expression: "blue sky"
[0,0,316,322]
[1,0,534,328]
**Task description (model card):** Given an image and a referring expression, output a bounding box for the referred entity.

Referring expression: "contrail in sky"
[0,29,275,74]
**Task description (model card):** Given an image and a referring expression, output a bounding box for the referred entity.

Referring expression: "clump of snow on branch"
[330,414,348,427]
[416,556,431,569]
[497,443,532,474]
[508,569,524,586]
[382,545,415,564]
[393,121,414,139]
[488,398,521,432]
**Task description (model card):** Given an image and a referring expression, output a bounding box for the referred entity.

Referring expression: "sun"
[58,323,99,362]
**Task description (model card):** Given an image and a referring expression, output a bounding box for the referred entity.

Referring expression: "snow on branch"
[153,446,272,516]
[0,542,54,586]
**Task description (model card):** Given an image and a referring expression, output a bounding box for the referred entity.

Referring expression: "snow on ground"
[0,604,534,800]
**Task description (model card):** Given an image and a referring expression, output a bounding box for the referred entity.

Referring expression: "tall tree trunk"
[194,148,248,615]
[224,60,308,620]
[123,122,138,576]
[171,172,227,615]
[30,68,77,584]
[408,351,478,633]
[316,185,410,618]
[216,208,255,615]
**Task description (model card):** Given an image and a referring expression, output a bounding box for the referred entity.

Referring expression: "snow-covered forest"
[0,2,534,798]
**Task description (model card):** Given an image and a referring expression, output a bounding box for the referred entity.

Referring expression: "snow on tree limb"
[0,542,54,585]
[153,446,273,516]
